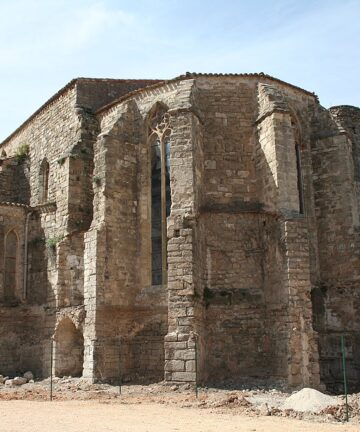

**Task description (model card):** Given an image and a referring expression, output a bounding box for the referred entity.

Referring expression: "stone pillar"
[165,218,198,382]
[257,84,300,216]
[82,227,105,381]
[164,111,204,383]
[283,219,320,388]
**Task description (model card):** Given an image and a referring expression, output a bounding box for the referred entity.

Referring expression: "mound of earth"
[282,388,340,413]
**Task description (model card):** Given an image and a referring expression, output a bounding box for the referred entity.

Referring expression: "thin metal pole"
[118,337,122,395]
[341,335,349,422]
[195,337,198,399]
[50,339,53,401]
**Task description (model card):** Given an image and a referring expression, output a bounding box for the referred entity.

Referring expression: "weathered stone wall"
[0,158,30,204]
[0,205,48,376]
[311,106,360,392]
[202,213,288,384]
[0,83,89,378]
[76,79,161,112]
[0,306,46,377]
[186,77,320,387]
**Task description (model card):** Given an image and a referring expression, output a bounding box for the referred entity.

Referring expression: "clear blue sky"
[1,0,359,142]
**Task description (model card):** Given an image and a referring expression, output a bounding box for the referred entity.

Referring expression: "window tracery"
[148,105,172,285]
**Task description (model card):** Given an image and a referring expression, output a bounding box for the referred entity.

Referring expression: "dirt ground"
[1,400,359,432]
[1,379,359,431]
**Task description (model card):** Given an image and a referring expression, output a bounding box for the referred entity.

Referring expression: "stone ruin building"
[0,73,359,393]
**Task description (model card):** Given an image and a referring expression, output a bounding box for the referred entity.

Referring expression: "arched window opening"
[1,149,7,158]
[291,119,304,214]
[39,159,49,203]
[54,318,84,377]
[4,230,18,303]
[148,105,172,286]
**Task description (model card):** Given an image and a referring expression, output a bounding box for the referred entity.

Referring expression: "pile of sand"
[282,388,340,413]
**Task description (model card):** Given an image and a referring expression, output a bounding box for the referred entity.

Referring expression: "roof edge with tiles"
[1,73,318,147]
[96,72,318,115]
[0,78,163,147]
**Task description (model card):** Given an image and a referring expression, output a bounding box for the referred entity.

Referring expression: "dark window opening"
[295,143,304,214]
[40,159,50,203]
[151,139,162,285]
[149,106,172,286]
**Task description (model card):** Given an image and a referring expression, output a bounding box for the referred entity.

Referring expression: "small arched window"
[1,150,7,158]
[39,159,50,203]
[4,230,18,303]
[148,104,172,285]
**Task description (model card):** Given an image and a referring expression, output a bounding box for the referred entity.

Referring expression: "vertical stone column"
[272,112,299,215]
[283,219,320,388]
[82,228,97,381]
[165,218,198,382]
[257,84,300,216]
[164,111,204,383]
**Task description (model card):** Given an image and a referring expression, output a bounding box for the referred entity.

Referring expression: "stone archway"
[54,317,84,377]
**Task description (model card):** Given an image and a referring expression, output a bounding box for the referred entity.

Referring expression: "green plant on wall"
[57,156,67,165]
[92,175,101,186]
[15,143,29,163]
[45,235,64,249]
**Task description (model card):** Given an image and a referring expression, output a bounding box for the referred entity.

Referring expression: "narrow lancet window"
[151,138,162,285]
[291,118,304,215]
[295,143,304,214]
[39,159,50,203]
[149,106,172,285]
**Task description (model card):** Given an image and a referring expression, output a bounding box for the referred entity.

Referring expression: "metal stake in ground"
[195,335,198,399]
[341,335,349,422]
[50,339,53,401]
[118,336,122,395]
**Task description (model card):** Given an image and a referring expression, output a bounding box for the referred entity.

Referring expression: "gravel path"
[1,400,358,432]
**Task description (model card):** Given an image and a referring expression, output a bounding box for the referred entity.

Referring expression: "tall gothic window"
[295,143,304,214]
[148,105,172,285]
[39,158,50,203]
[292,118,304,214]
[4,230,18,303]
